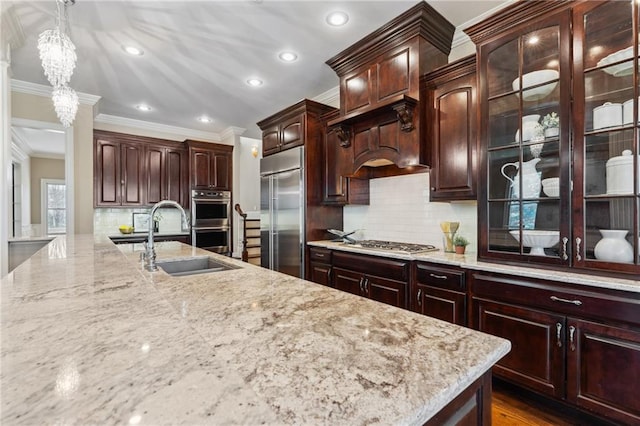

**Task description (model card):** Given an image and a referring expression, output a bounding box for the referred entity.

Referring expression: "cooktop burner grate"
[357,240,439,254]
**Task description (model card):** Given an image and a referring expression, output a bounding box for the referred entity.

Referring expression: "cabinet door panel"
[192,150,211,189]
[166,148,186,206]
[333,267,363,297]
[95,140,120,205]
[280,115,304,151]
[262,126,280,156]
[366,275,407,309]
[309,262,332,287]
[474,298,565,398]
[121,144,144,206]
[567,319,640,424]
[417,284,466,325]
[344,68,372,113]
[213,153,230,190]
[146,146,164,205]
[377,48,410,100]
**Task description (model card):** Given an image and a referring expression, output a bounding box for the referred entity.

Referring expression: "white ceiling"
[5,0,508,140]
[12,126,66,158]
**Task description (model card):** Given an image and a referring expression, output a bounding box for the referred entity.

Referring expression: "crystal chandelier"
[52,84,79,128]
[38,0,79,128]
[37,0,77,87]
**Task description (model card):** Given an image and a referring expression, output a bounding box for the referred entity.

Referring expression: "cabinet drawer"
[333,251,409,282]
[309,247,332,263]
[415,262,465,291]
[471,272,640,327]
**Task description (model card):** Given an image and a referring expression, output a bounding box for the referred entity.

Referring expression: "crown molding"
[220,126,246,141]
[11,79,101,105]
[94,113,224,142]
[452,0,515,49]
[313,86,340,108]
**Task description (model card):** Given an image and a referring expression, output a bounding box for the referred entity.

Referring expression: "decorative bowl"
[593,102,622,130]
[541,177,559,197]
[119,225,134,234]
[509,230,559,256]
[512,70,559,101]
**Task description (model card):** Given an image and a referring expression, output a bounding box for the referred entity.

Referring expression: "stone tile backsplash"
[94,208,187,235]
[343,173,478,253]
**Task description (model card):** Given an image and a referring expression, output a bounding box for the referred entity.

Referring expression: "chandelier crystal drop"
[52,84,79,128]
[37,0,77,87]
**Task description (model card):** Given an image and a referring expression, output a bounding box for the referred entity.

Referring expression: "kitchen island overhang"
[1,235,510,425]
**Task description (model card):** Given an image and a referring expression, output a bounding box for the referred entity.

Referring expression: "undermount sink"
[156,256,240,277]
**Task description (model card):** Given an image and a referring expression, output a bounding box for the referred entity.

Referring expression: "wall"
[29,157,64,224]
[11,91,94,234]
[343,173,478,253]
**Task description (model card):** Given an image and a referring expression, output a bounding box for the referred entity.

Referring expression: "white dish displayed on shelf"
[514,114,542,142]
[541,177,559,197]
[593,102,622,129]
[597,46,637,77]
[606,149,640,194]
[512,70,559,101]
[509,230,560,256]
[623,97,639,125]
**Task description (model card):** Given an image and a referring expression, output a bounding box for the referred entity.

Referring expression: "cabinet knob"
[431,187,435,191]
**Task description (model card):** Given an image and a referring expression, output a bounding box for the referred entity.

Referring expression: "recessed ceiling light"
[326,11,349,27]
[123,45,144,56]
[197,116,213,123]
[278,51,298,62]
[246,78,263,87]
[136,104,151,111]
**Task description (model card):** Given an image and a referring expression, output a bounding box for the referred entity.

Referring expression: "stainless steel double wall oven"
[191,190,231,254]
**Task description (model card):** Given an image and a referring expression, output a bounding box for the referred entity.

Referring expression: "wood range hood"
[325,1,455,179]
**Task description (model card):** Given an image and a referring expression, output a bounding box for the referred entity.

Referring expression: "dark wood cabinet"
[470,271,640,424]
[186,140,233,191]
[321,110,369,205]
[258,112,304,157]
[332,251,409,309]
[423,56,477,201]
[466,0,640,276]
[145,145,188,207]
[567,319,640,425]
[413,262,467,325]
[309,247,332,287]
[94,131,186,208]
[95,137,144,207]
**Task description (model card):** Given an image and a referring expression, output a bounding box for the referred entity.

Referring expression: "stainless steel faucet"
[144,200,190,271]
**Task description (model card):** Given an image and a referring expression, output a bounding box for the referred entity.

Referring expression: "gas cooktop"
[354,240,439,254]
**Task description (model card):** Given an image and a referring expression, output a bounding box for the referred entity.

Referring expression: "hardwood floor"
[492,380,615,426]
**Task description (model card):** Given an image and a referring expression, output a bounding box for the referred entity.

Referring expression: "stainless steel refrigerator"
[260,146,305,278]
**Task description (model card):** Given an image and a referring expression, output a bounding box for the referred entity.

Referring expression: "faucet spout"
[144,200,190,272]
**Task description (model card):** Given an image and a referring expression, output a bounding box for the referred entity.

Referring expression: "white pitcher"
[501,158,541,198]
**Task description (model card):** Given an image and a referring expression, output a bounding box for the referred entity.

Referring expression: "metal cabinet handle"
[562,237,569,261]
[358,277,364,293]
[364,278,369,293]
[569,325,576,352]
[429,273,447,280]
[315,253,325,258]
[550,295,582,306]
[417,289,422,306]
[556,323,562,347]
[575,237,582,261]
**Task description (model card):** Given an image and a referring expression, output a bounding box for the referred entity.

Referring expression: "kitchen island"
[1,235,509,425]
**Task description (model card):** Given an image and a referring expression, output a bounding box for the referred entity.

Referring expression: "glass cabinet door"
[481,11,571,264]
[573,1,639,273]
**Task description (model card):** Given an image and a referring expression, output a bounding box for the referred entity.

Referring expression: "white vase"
[594,230,634,263]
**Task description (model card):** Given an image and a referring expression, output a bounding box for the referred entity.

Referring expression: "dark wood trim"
[256,98,335,130]
[93,130,185,149]
[327,94,418,128]
[464,1,572,45]
[422,55,476,88]
[184,139,233,152]
[425,370,492,425]
[325,2,455,75]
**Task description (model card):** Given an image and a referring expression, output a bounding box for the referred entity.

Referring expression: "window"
[41,179,66,235]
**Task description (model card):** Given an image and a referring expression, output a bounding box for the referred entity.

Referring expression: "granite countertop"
[308,240,640,293]
[108,231,190,240]
[8,236,56,243]
[1,235,509,425]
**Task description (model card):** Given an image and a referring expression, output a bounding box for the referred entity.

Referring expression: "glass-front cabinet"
[472,1,639,275]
